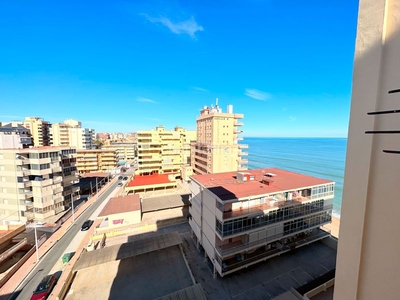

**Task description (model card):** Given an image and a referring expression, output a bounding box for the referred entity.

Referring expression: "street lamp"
[71,181,75,224]
[34,222,39,263]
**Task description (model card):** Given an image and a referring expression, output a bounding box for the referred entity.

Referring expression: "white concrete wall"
[335,1,400,299]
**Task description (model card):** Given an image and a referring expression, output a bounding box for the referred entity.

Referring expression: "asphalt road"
[9,179,120,300]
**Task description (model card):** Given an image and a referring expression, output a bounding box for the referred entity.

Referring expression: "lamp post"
[71,181,75,224]
[34,222,39,263]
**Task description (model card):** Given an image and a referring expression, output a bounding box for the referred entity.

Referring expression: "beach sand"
[323,216,340,238]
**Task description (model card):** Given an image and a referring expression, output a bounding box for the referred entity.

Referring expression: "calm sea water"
[245,137,347,217]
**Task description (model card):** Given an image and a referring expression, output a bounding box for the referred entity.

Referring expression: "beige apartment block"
[136,126,196,176]
[191,102,248,175]
[0,146,79,223]
[189,168,334,277]
[50,119,95,149]
[102,142,136,162]
[334,1,400,299]
[76,149,118,173]
[22,117,51,146]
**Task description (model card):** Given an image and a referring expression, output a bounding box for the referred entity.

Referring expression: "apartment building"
[189,168,334,277]
[22,117,51,146]
[50,119,95,149]
[191,102,248,175]
[0,122,33,149]
[334,1,400,299]
[76,149,117,173]
[0,146,79,223]
[102,142,136,162]
[136,126,195,176]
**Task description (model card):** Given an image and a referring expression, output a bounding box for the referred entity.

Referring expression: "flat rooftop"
[101,222,337,300]
[127,173,177,187]
[73,232,182,271]
[141,193,190,212]
[67,246,194,300]
[98,194,141,217]
[67,231,198,300]
[191,168,334,200]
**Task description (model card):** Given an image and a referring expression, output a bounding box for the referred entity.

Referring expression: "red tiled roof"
[127,173,177,187]
[191,168,334,200]
[98,194,141,217]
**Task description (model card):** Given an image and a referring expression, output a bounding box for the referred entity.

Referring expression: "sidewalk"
[0,178,116,299]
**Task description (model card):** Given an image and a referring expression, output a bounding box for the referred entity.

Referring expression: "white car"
[117,182,123,187]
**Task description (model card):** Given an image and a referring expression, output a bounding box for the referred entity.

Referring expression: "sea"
[245,137,347,218]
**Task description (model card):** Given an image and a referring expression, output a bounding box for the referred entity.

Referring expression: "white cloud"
[144,15,203,38]
[244,89,271,101]
[289,116,297,122]
[137,97,157,104]
[190,86,209,92]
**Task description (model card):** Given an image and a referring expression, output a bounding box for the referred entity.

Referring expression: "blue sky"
[0,0,359,137]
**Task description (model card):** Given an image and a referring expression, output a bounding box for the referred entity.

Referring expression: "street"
[8,179,120,300]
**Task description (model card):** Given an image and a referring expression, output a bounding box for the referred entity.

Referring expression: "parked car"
[118,176,123,180]
[81,220,93,231]
[117,182,123,187]
[30,273,58,300]
[123,176,128,181]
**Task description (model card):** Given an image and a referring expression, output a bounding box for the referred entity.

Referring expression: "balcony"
[234,122,244,126]
[238,159,248,164]
[235,136,244,141]
[238,144,248,149]
[31,179,53,187]
[239,152,248,156]
[216,204,332,237]
[234,129,243,134]
[216,218,331,258]
[217,229,331,273]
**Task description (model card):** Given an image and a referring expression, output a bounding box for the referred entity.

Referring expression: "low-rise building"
[0,146,79,223]
[189,168,334,277]
[125,173,178,195]
[76,149,117,173]
[96,194,141,232]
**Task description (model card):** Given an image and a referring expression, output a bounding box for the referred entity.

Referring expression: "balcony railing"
[238,144,248,149]
[217,229,331,273]
[216,206,332,237]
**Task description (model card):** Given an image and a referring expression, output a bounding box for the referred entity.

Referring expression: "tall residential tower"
[191,101,248,175]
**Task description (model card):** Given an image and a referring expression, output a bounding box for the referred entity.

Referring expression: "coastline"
[323,215,340,238]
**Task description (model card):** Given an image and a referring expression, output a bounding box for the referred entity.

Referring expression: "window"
[2,188,7,193]
[1,177,6,182]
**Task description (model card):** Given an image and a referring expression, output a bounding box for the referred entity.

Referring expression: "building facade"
[191,102,248,175]
[334,1,400,299]
[0,122,33,149]
[22,117,51,146]
[0,146,79,223]
[76,149,118,173]
[102,142,136,162]
[189,168,334,277]
[50,119,95,150]
[136,126,196,176]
